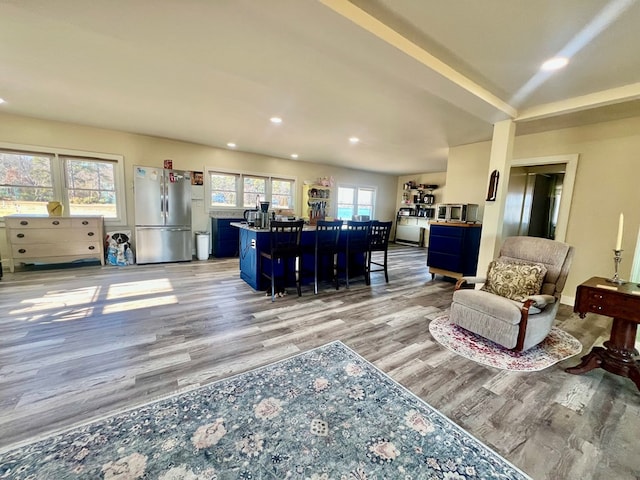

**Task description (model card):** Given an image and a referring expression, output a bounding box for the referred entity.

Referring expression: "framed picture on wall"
[191,171,204,186]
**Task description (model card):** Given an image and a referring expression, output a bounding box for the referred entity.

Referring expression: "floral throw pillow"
[481,259,547,302]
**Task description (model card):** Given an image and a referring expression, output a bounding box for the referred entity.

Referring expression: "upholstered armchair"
[449,236,574,351]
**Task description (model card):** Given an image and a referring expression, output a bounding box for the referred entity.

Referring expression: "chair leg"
[383,250,388,283]
[345,252,350,289]
[333,253,339,290]
[366,252,371,286]
[270,259,276,302]
[296,256,301,297]
[314,253,319,295]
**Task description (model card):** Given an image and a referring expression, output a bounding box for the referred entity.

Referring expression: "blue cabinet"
[211,218,240,257]
[238,228,268,290]
[427,223,481,278]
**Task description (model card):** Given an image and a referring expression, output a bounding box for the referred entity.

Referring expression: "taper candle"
[615,213,624,250]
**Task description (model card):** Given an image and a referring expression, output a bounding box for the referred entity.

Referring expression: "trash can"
[195,232,210,260]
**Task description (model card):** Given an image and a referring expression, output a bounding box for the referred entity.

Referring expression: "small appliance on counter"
[436,203,479,223]
[243,201,271,229]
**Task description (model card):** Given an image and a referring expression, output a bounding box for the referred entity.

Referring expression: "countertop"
[230,221,317,232]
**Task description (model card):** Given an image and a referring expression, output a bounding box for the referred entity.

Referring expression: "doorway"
[503,154,578,243]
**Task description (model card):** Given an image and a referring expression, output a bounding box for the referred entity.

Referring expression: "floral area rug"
[0,341,531,479]
[429,315,583,372]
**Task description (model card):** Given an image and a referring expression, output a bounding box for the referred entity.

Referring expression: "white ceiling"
[1,0,639,175]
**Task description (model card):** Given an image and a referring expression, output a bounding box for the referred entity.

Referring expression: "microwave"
[436,203,479,223]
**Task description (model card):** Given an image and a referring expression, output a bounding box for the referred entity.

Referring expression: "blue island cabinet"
[426,222,482,279]
[235,222,366,292]
[238,227,269,290]
[237,225,314,292]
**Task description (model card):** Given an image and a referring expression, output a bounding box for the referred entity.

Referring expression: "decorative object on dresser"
[450,236,574,351]
[565,277,640,390]
[4,215,105,272]
[0,342,531,479]
[426,222,482,279]
[429,315,582,371]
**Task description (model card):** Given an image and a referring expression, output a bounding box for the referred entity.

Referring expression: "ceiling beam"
[319,0,518,120]
[516,82,640,121]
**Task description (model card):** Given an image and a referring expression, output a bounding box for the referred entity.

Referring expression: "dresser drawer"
[8,227,100,244]
[430,224,465,238]
[12,241,102,258]
[577,287,640,320]
[5,217,73,228]
[6,216,101,229]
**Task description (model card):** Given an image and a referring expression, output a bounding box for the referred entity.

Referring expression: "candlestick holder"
[606,249,626,285]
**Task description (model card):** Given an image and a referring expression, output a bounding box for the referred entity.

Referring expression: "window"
[63,156,117,218]
[243,175,267,208]
[336,185,375,220]
[271,178,294,209]
[210,172,239,206]
[0,150,55,216]
[207,170,295,210]
[0,145,126,225]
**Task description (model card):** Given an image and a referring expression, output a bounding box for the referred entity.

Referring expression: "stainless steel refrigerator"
[134,165,192,264]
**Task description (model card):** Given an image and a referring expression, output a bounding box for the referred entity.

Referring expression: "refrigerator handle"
[162,181,168,220]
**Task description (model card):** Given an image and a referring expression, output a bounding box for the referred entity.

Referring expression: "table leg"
[566,317,640,390]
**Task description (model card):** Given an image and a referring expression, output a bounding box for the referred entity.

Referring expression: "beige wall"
[0,113,399,259]
[442,141,492,220]
[446,115,640,301]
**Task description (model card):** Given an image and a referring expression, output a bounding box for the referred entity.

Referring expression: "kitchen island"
[232,222,364,292]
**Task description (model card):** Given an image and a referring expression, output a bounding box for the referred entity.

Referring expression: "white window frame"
[209,172,240,207]
[336,184,376,220]
[0,142,127,227]
[206,167,296,210]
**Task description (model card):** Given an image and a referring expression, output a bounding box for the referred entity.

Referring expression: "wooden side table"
[565,276,640,390]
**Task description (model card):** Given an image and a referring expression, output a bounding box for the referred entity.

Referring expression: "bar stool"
[342,220,371,288]
[260,220,304,301]
[367,220,392,283]
[310,220,342,294]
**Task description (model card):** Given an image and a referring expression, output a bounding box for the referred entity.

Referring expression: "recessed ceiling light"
[270,116,283,124]
[290,153,299,159]
[349,137,360,144]
[0,98,5,104]
[226,142,236,148]
[541,57,568,71]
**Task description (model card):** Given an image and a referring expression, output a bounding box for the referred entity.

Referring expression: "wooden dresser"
[5,215,105,272]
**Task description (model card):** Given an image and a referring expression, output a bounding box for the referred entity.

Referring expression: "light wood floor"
[1,245,639,479]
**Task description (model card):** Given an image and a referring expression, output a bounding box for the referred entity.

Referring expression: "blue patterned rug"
[0,341,530,479]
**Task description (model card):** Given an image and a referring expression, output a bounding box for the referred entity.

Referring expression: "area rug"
[429,315,583,372]
[0,341,531,479]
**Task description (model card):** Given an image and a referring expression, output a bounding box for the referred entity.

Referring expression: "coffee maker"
[256,201,270,229]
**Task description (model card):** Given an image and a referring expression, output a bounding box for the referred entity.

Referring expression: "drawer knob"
[20,220,28,225]
[88,232,94,236]
[82,220,89,225]
[53,220,60,225]
[18,248,26,254]
[88,246,95,250]
[17,233,25,238]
